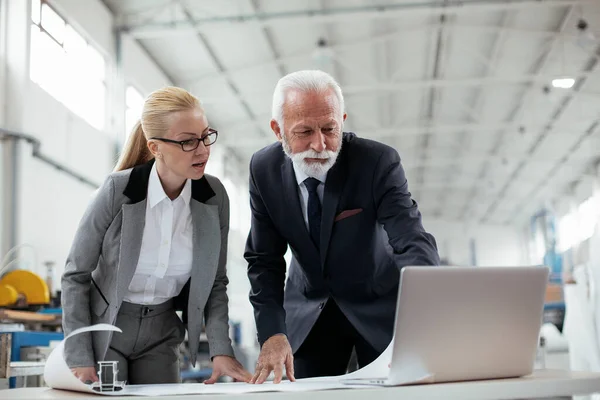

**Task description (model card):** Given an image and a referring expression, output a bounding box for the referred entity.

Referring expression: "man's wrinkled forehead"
[282,89,341,121]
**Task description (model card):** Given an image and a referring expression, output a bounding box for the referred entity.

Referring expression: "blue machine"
[7,331,64,388]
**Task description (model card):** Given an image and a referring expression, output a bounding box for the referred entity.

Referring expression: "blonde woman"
[61,86,251,385]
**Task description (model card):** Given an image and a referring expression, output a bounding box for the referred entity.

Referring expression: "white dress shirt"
[292,164,327,228]
[123,163,193,305]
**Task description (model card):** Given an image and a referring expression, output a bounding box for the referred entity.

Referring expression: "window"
[29,1,106,130]
[557,213,577,253]
[579,194,600,241]
[557,192,600,252]
[125,86,144,138]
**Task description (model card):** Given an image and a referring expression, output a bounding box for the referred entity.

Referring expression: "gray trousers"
[104,299,185,384]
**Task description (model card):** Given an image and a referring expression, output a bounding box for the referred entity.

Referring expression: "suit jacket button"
[319,302,325,310]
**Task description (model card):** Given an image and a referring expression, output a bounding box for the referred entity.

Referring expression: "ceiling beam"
[410,181,543,192]
[110,0,174,18]
[177,23,591,86]
[330,72,597,93]
[196,72,594,105]
[219,120,593,147]
[479,5,598,223]
[402,153,591,167]
[466,11,515,121]
[460,5,576,222]
[99,0,177,85]
[320,0,352,130]
[414,10,449,203]
[248,0,286,78]
[505,120,600,224]
[120,0,591,38]
[173,0,267,139]
[457,10,514,219]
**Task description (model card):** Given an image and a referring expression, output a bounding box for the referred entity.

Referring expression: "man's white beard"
[281,133,341,178]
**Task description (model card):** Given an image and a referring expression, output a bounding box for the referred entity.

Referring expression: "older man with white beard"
[245,70,440,383]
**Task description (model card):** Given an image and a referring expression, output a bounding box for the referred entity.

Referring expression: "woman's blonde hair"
[114,86,202,172]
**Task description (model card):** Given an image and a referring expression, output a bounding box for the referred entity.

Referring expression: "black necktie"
[304,178,321,250]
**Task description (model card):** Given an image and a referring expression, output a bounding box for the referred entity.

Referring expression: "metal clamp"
[92,361,125,392]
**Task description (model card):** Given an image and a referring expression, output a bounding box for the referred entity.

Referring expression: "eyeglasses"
[149,129,218,152]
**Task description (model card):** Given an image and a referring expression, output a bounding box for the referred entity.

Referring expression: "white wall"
[1,0,172,291]
[422,217,529,267]
[16,85,115,280]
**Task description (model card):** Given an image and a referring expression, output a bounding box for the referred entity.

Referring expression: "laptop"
[344,266,549,386]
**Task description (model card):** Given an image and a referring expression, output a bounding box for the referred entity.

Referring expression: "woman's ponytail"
[114,121,153,172]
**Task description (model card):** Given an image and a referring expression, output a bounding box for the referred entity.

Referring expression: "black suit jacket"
[245,132,440,353]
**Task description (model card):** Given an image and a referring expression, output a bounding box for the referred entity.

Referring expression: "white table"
[1,370,599,399]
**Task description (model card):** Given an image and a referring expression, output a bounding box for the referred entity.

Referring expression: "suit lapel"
[189,200,220,300]
[281,159,318,253]
[117,201,146,302]
[320,151,347,266]
[186,200,220,356]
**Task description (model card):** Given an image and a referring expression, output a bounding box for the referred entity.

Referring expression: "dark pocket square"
[335,208,363,222]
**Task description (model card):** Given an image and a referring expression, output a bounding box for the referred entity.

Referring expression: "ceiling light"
[552,78,575,89]
[312,37,334,68]
[576,18,597,49]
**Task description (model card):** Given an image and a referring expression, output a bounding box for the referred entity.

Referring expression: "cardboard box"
[545,284,564,303]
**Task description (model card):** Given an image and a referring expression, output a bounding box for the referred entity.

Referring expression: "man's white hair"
[272,70,345,128]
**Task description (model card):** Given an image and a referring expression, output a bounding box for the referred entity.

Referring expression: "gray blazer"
[61,159,234,368]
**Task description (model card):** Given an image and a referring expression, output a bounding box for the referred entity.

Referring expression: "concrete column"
[0,0,30,259]
[0,138,18,260]
[111,31,126,158]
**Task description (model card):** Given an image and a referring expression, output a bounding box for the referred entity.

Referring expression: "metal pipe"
[0,128,100,189]
[1,137,18,259]
[120,0,590,38]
